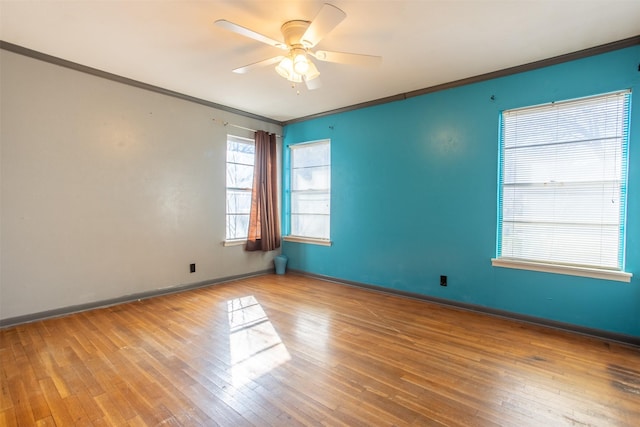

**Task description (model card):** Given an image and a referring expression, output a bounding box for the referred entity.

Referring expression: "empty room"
[1,1,639,425]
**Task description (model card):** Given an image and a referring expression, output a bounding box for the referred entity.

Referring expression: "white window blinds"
[498,90,631,271]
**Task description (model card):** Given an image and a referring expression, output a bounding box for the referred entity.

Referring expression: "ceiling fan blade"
[300,3,346,48]
[233,56,284,74]
[215,19,286,50]
[312,50,382,66]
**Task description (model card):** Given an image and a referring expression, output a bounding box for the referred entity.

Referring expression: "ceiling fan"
[215,3,381,90]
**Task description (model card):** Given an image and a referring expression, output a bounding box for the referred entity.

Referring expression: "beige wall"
[0,50,281,321]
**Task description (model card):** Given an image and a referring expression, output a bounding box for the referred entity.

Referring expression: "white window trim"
[287,139,331,242]
[493,90,632,279]
[283,235,332,246]
[222,239,246,247]
[225,135,255,243]
[491,258,632,283]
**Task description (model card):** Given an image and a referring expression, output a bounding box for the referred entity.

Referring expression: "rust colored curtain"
[245,130,281,252]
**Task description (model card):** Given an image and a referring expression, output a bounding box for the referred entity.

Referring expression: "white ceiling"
[1,1,639,123]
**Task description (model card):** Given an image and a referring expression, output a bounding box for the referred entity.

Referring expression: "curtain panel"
[245,130,281,252]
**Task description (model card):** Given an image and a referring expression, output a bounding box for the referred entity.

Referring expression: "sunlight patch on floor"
[227,295,291,387]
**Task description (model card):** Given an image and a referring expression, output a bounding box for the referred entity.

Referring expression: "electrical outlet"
[440,275,447,287]
[190,263,196,273]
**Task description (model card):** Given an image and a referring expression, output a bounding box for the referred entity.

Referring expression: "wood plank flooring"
[1,273,639,426]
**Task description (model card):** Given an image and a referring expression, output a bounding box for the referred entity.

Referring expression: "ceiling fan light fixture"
[275,57,294,79]
[276,57,304,83]
[292,49,310,74]
[304,61,320,81]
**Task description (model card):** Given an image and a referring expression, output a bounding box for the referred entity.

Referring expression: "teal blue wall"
[282,46,640,337]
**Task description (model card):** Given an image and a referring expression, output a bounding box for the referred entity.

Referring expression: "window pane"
[502,182,621,225]
[226,214,250,240]
[291,214,330,239]
[291,142,330,168]
[227,140,255,165]
[291,165,330,191]
[291,191,330,215]
[227,190,252,215]
[227,163,254,189]
[503,94,627,148]
[501,222,620,268]
[503,139,622,184]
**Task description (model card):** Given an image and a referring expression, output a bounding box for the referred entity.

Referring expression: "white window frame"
[492,90,632,283]
[224,135,254,244]
[284,139,332,246]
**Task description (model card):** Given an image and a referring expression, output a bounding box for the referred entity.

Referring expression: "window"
[287,140,331,243]
[493,90,632,282]
[226,135,254,241]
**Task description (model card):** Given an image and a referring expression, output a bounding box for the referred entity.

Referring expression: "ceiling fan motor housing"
[281,20,312,48]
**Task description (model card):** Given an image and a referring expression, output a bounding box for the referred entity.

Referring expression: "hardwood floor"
[1,273,639,426]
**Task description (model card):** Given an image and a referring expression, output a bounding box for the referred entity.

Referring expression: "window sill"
[223,239,246,247]
[491,258,632,283]
[283,236,332,246]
